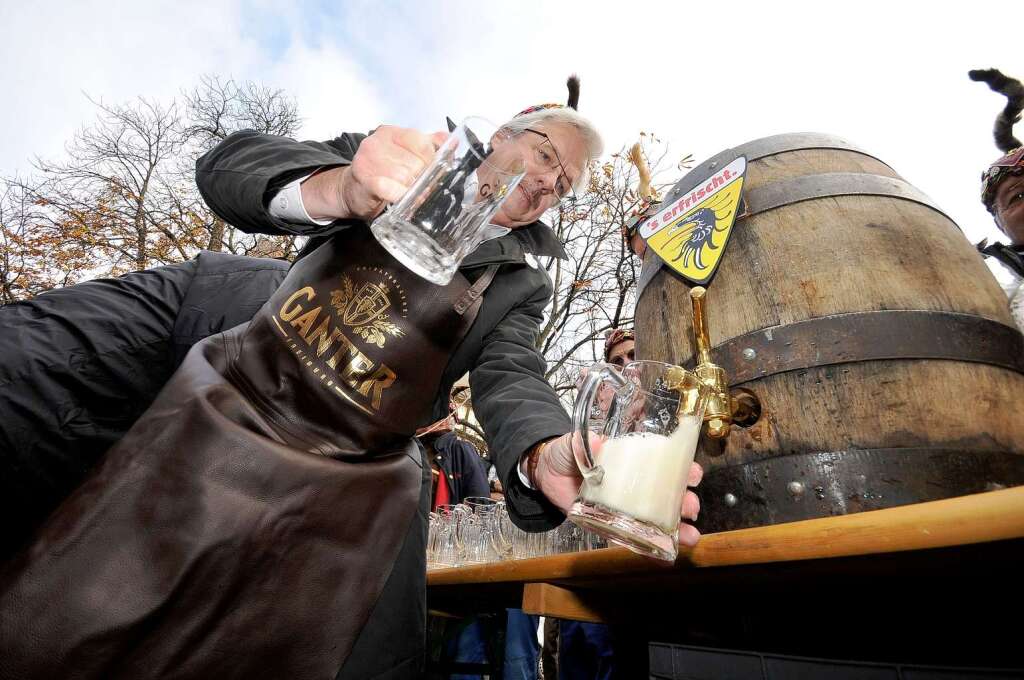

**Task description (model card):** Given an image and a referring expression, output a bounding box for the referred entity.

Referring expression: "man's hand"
[524,432,704,547]
[301,126,449,222]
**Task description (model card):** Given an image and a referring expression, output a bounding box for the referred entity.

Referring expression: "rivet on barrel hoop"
[742,348,757,361]
[787,481,805,497]
[723,493,738,507]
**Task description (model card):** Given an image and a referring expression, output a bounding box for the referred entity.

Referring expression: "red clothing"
[434,468,451,509]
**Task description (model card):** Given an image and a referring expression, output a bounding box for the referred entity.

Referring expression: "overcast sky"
[2,0,1021,278]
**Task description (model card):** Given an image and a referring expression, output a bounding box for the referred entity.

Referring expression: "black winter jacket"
[0,253,289,555]
[194,130,571,532]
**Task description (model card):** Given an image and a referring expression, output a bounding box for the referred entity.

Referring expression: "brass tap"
[689,286,732,438]
[664,365,703,418]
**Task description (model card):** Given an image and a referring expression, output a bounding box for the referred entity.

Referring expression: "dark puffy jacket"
[0,253,289,555]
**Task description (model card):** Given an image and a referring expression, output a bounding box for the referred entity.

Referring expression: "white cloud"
[313,0,1022,275]
[253,42,387,141]
[0,1,234,172]
[0,0,384,172]
[3,0,1021,281]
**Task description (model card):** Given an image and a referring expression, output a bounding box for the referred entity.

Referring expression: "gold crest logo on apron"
[640,156,746,285]
[333,268,408,347]
[273,266,408,415]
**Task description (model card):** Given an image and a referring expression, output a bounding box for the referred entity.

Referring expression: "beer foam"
[579,416,701,532]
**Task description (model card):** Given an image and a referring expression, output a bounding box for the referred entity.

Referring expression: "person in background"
[602,328,635,368]
[418,410,490,510]
[422,411,541,680]
[487,463,505,500]
[548,328,638,680]
[971,68,1024,332]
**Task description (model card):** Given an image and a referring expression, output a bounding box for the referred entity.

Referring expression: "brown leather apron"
[0,227,498,680]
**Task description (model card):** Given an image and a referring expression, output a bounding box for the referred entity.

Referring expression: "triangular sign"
[640,156,746,285]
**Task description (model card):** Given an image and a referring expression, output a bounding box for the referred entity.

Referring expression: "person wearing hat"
[603,327,635,368]
[982,146,1024,247]
[971,68,1024,332]
[0,78,704,678]
[547,327,637,680]
[419,410,542,680]
[416,386,491,510]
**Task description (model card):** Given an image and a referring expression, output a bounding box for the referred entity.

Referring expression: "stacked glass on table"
[428,497,608,569]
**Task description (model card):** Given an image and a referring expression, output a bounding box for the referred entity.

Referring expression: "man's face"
[607,338,635,368]
[994,173,1024,245]
[491,123,586,228]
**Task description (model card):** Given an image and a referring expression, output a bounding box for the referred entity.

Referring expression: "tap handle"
[690,286,712,365]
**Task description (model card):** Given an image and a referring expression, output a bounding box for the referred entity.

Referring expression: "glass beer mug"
[568,360,707,561]
[371,117,527,285]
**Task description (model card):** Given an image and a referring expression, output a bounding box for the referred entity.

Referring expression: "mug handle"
[572,362,629,483]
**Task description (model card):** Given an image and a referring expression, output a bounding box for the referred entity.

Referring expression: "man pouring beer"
[0,77,703,679]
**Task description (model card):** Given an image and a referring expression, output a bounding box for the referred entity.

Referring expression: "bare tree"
[0,181,34,303]
[1,182,51,302]
[183,75,300,153]
[24,96,194,276]
[2,77,305,301]
[179,75,302,255]
[537,133,689,405]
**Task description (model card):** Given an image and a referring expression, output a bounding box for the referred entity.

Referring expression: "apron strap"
[454,264,500,315]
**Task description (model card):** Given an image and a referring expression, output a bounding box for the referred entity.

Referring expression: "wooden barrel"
[634,133,1024,533]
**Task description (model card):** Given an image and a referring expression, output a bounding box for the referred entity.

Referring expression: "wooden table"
[428,487,1024,667]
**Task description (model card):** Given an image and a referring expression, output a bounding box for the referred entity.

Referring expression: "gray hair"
[500,107,604,191]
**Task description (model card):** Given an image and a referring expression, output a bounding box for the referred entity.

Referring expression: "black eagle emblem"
[659,190,736,270]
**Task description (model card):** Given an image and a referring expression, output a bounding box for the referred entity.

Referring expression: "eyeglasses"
[522,128,578,203]
[608,352,635,368]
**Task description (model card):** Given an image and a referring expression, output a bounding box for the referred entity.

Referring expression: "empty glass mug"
[568,360,707,561]
[370,117,526,285]
[430,504,467,568]
[460,497,503,564]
